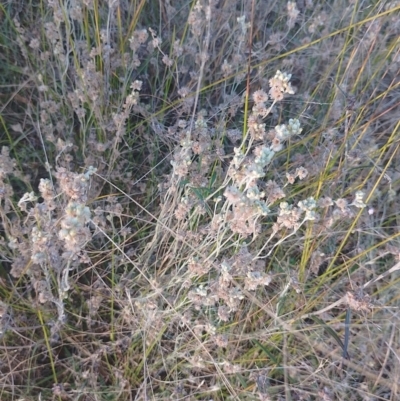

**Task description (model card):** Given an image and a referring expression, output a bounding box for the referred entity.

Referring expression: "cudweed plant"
[177,70,367,320]
[3,158,96,339]
[1,0,400,399]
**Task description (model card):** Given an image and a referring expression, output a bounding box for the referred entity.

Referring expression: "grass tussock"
[1,0,400,400]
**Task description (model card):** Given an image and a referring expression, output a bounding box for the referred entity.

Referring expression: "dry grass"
[0,0,400,400]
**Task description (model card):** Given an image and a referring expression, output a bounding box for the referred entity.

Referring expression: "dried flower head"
[269,70,295,101]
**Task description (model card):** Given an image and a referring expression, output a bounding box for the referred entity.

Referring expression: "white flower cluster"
[275,118,303,140]
[273,70,295,94]
[269,70,296,101]
[58,201,92,253]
